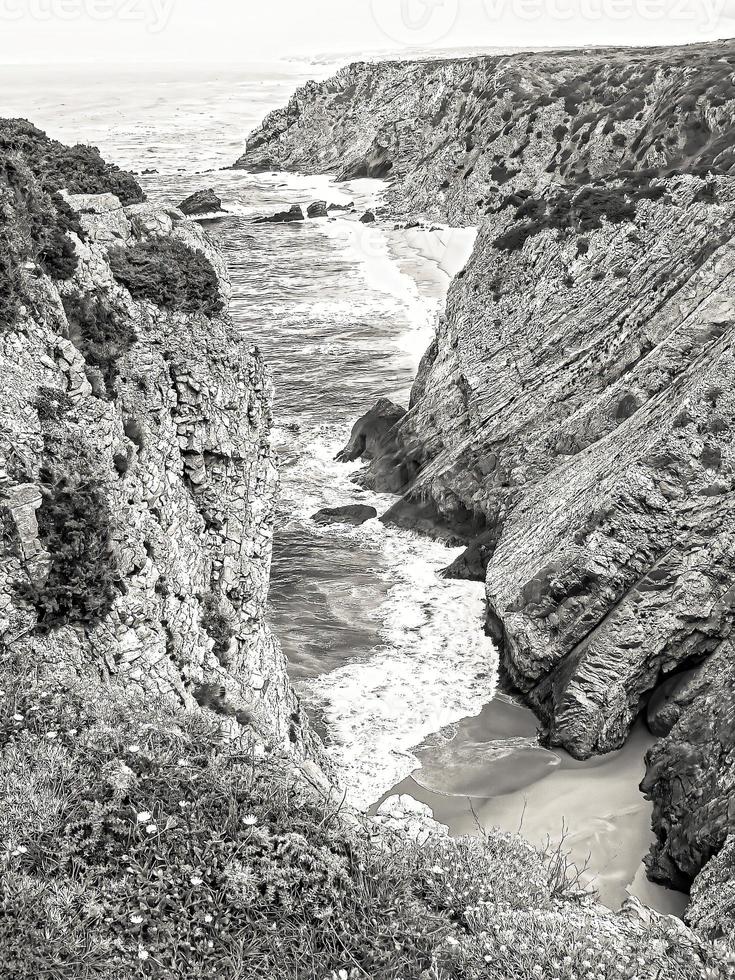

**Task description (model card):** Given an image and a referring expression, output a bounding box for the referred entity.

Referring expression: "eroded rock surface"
[641,644,734,891]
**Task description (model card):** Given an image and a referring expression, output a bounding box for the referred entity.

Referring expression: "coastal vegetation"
[1,669,732,980]
[108,238,224,317]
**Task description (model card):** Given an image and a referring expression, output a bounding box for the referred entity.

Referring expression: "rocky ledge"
[237,42,735,918]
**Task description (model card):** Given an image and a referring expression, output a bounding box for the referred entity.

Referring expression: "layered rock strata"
[237,41,735,904]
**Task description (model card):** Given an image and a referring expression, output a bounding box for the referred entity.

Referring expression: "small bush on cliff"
[16,465,120,631]
[493,182,660,251]
[108,238,224,317]
[200,592,236,666]
[62,290,137,396]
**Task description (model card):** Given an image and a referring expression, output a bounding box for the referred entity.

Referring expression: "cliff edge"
[0,119,318,758]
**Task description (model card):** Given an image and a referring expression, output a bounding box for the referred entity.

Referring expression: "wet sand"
[372,694,689,918]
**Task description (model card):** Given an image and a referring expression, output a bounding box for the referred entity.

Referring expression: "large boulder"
[311,505,377,527]
[336,397,406,464]
[253,204,304,224]
[306,201,328,218]
[359,210,376,224]
[178,188,224,216]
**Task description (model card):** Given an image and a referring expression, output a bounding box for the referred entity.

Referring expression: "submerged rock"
[254,204,304,224]
[178,188,224,216]
[306,200,328,218]
[311,504,377,526]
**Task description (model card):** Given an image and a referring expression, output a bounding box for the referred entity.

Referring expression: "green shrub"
[0,118,144,205]
[108,238,224,317]
[493,183,647,251]
[62,290,137,396]
[16,464,120,631]
[200,592,236,666]
[0,236,21,329]
[34,386,74,422]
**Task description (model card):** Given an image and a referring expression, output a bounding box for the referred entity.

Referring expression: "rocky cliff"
[237,42,735,913]
[0,119,318,761]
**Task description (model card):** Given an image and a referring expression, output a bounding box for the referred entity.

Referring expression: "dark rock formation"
[336,397,406,464]
[646,666,708,737]
[641,644,735,892]
[442,527,503,582]
[307,200,328,218]
[253,204,304,224]
[312,504,378,526]
[359,210,376,224]
[328,202,354,212]
[178,188,224,216]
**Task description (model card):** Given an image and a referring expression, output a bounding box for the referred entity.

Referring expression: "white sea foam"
[282,196,496,808]
[300,528,497,808]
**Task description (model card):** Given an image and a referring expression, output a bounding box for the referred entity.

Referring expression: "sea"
[0,60,687,915]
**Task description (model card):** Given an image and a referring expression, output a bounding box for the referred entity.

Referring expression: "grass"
[0,662,732,980]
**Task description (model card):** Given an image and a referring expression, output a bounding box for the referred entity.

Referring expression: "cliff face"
[0,120,316,761]
[237,43,735,905]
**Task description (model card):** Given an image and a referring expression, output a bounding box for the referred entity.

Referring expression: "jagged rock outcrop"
[238,41,735,900]
[689,836,735,943]
[641,643,734,891]
[306,200,328,218]
[311,504,377,526]
[178,188,225,216]
[0,123,319,762]
[335,396,406,468]
[253,204,304,224]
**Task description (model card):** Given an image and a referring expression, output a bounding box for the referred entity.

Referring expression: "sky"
[0,0,732,66]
